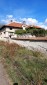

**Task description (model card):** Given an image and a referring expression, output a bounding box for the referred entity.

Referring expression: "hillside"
[0,41,47,85]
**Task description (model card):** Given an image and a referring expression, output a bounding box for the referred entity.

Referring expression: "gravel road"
[11,40,47,53]
[0,37,47,53]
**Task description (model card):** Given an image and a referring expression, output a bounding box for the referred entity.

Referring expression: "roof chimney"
[22,21,26,25]
[10,20,13,22]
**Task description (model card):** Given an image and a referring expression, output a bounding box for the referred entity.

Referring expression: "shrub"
[15,29,27,35]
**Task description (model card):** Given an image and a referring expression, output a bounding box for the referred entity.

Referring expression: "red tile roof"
[27,25,41,29]
[6,22,41,29]
[33,25,41,29]
[6,22,23,28]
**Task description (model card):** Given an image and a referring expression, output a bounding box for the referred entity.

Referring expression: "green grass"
[0,41,47,85]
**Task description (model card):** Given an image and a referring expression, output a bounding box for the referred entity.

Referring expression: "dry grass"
[0,41,47,85]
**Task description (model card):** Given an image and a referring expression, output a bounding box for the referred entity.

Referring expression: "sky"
[0,0,47,29]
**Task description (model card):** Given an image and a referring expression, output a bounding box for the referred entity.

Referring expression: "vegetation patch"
[0,41,47,85]
[15,27,47,37]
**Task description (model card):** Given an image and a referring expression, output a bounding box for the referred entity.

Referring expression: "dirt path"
[0,61,12,85]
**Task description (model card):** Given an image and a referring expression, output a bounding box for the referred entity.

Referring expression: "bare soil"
[0,61,12,85]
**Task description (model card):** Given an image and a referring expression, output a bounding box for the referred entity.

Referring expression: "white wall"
[5,32,9,37]
[6,28,15,32]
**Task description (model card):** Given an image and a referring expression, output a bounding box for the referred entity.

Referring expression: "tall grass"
[0,41,47,85]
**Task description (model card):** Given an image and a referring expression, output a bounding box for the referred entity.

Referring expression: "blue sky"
[0,0,47,29]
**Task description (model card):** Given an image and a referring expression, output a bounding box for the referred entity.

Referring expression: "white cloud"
[41,25,47,30]
[6,15,13,18]
[45,18,47,24]
[1,16,47,29]
[20,18,38,25]
[1,19,7,23]
[37,19,47,30]
[20,18,47,29]
[1,15,16,24]
[37,23,47,30]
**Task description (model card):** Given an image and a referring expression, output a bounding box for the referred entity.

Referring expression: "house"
[0,22,27,38]
[0,21,42,39]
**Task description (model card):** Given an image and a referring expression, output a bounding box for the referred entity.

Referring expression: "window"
[4,32,5,34]
[10,28,12,30]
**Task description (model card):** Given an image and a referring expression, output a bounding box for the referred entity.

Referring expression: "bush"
[15,29,27,35]
[38,29,45,37]
[26,28,46,37]
[15,27,46,37]
[45,30,47,36]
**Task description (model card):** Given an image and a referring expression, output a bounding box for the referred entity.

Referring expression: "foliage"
[45,30,47,36]
[15,29,27,35]
[15,27,46,37]
[26,28,46,37]
[33,29,45,37]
